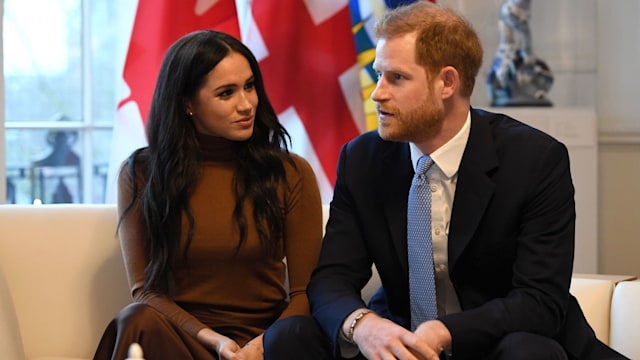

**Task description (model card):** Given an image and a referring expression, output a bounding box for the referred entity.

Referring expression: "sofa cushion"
[610,280,640,359]
[569,277,614,344]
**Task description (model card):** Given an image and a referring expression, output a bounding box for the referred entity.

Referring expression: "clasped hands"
[350,312,451,360]
[198,328,263,360]
[215,336,263,360]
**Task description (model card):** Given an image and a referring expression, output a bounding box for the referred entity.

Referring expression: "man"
[264,2,627,359]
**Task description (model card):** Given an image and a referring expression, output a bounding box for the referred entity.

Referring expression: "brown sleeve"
[278,154,323,319]
[116,161,207,337]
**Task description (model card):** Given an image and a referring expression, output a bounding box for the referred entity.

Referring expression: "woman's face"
[186,51,258,141]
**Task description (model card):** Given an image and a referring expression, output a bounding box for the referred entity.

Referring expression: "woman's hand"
[197,328,241,360]
[216,336,242,360]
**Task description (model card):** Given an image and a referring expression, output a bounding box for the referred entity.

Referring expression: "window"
[3,0,136,204]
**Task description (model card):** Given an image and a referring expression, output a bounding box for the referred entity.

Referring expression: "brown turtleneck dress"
[94,134,323,359]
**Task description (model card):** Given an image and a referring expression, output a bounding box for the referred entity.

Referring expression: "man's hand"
[236,334,264,360]
[414,320,452,356]
[351,313,441,360]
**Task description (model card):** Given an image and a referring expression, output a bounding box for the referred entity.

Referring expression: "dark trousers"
[264,315,334,360]
[263,315,629,360]
[482,332,567,360]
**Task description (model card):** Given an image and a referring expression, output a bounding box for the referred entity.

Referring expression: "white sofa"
[0,204,638,359]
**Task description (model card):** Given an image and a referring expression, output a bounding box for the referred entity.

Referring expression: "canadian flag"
[107,0,364,203]
[238,1,365,203]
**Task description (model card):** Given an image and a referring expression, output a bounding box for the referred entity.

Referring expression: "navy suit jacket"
[308,108,600,359]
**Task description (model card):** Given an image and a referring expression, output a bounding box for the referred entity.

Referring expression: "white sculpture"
[487,0,553,106]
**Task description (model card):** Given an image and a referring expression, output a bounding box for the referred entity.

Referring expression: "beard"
[377,95,444,144]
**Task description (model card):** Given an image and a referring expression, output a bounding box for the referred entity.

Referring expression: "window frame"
[1,0,117,204]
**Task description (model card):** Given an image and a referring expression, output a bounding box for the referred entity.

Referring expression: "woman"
[94,30,323,360]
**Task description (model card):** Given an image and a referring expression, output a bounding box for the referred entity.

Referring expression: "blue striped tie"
[408,155,437,330]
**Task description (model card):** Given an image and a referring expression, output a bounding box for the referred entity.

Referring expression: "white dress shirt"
[409,111,471,316]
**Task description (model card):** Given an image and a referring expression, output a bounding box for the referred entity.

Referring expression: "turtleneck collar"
[196,132,239,162]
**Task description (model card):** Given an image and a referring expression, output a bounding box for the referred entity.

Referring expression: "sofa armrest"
[0,204,130,359]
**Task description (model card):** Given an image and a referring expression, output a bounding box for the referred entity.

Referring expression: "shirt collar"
[410,111,471,178]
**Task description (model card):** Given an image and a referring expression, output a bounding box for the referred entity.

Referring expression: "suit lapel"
[380,142,413,272]
[448,110,499,271]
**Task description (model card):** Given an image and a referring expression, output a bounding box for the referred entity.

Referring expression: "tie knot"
[416,155,434,176]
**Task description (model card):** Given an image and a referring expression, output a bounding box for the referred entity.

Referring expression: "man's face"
[371,32,444,144]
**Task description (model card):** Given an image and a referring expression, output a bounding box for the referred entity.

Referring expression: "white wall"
[594,0,640,277]
[597,0,640,134]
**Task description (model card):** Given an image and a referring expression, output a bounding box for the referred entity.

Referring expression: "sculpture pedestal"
[489,107,598,273]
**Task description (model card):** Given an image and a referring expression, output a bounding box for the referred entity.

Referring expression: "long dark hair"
[121,30,292,295]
